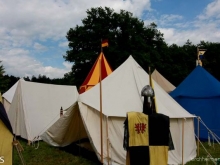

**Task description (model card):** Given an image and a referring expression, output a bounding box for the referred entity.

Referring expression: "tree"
[64,7,167,88]
[163,40,197,86]
[3,75,19,91]
[198,41,220,81]
[0,61,10,93]
[23,76,31,81]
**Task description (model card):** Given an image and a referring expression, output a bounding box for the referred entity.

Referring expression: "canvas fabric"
[7,79,79,141]
[170,65,220,139]
[42,56,197,165]
[0,101,13,165]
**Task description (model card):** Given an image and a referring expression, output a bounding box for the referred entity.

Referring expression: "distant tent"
[79,52,112,94]
[7,79,79,141]
[0,93,13,165]
[42,56,196,165]
[2,80,20,112]
[170,65,220,140]
[152,69,175,93]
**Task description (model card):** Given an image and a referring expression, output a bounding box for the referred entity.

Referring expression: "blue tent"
[170,65,220,140]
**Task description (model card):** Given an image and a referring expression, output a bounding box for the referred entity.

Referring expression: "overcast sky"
[0,0,220,79]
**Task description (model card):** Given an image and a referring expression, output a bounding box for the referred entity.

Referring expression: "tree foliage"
[197,41,220,81]
[64,7,167,88]
[0,61,10,93]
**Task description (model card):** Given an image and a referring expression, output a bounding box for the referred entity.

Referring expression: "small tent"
[79,52,112,94]
[152,69,176,93]
[0,93,13,165]
[2,80,20,112]
[7,79,79,141]
[41,56,196,165]
[170,65,220,140]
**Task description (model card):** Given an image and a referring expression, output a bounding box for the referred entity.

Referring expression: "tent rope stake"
[13,140,26,165]
[199,118,220,145]
[195,134,216,165]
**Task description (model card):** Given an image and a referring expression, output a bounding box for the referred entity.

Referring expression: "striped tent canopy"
[79,52,112,94]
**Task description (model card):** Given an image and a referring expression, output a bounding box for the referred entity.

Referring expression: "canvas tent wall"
[152,69,176,93]
[7,79,79,141]
[41,56,196,165]
[2,80,20,112]
[170,65,220,140]
[0,95,13,165]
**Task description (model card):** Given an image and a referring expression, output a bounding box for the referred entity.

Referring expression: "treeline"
[63,7,220,88]
[1,74,75,94]
[2,39,220,94]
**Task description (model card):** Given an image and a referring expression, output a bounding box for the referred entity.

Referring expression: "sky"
[0,0,220,79]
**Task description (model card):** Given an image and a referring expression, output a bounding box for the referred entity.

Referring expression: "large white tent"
[41,56,196,165]
[7,79,79,141]
[152,69,176,93]
[2,80,20,112]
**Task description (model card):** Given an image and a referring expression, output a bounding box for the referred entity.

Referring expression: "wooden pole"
[149,67,151,85]
[182,118,185,165]
[149,67,158,113]
[197,116,200,156]
[106,116,110,165]
[99,58,103,164]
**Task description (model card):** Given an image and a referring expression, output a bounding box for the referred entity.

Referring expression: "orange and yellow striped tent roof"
[79,52,112,94]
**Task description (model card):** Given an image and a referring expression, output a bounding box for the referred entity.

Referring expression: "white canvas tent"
[41,56,196,165]
[7,79,79,141]
[152,69,176,93]
[2,80,20,112]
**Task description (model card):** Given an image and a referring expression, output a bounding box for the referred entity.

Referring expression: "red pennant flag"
[101,39,108,47]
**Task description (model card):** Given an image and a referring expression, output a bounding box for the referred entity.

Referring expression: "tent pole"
[106,116,110,165]
[99,58,103,164]
[182,118,185,165]
[197,116,200,156]
[149,67,158,113]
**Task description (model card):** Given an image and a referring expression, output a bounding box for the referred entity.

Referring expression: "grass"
[13,138,220,165]
[186,141,220,165]
[13,138,100,165]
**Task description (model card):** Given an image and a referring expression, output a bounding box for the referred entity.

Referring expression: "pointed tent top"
[79,52,112,94]
[2,78,24,103]
[152,69,175,93]
[79,55,194,118]
[170,65,220,98]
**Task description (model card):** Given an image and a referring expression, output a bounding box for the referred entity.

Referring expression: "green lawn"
[186,141,220,165]
[13,139,99,165]
[13,138,220,165]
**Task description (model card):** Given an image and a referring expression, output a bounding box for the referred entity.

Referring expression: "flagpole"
[182,118,185,165]
[100,40,104,164]
[197,47,206,67]
[106,116,110,165]
[149,67,151,85]
[149,67,158,113]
